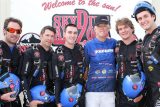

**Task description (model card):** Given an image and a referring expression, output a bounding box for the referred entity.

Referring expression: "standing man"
[20,26,61,107]
[0,17,22,107]
[55,23,85,107]
[84,15,117,107]
[133,1,160,107]
[115,18,145,107]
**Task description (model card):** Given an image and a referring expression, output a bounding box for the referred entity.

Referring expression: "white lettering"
[95,49,113,54]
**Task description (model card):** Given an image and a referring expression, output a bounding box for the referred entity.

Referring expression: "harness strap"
[32,45,41,77]
[0,44,3,74]
[148,29,160,64]
[115,40,143,77]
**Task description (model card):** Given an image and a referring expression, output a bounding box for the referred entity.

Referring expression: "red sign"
[52,9,110,45]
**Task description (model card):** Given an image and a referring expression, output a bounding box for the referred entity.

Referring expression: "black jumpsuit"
[116,40,145,107]
[20,45,61,107]
[142,27,160,107]
[56,44,85,107]
[0,40,21,107]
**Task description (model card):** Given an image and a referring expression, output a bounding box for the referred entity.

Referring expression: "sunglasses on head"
[6,27,22,34]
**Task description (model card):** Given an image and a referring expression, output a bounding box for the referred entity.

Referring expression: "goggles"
[6,27,22,34]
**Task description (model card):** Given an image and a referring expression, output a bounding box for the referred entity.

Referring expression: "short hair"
[3,17,22,30]
[135,8,156,21]
[115,18,135,34]
[64,23,77,32]
[40,26,56,35]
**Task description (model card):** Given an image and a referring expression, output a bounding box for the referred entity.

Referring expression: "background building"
[0,0,160,41]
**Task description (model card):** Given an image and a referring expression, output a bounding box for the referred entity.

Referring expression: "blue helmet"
[0,73,20,97]
[60,84,82,107]
[30,85,55,102]
[122,71,146,99]
[132,1,156,18]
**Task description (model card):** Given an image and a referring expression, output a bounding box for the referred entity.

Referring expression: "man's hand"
[133,94,143,103]
[57,103,62,107]
[29,100,44,107]
[18,45,29,54]
[0,91,16,102]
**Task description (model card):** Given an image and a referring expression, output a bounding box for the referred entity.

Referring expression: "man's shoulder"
[107,37,117,43]
[106,38,117,47]
[0,40,6,46]
[85,38,95,46]
[74,43,83,50]
[23,46,35,55]
[153,27,160,39]
[0,40,3,44]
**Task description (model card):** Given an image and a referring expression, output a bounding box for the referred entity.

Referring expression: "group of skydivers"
[0,1,160,107]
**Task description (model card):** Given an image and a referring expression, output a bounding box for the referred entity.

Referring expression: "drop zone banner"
[11,0,151,45]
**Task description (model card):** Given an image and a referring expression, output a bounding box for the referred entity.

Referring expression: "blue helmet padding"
[122,71,146,98]
[132,1,156,18]
[0,73,20,97]
[60,84,82,107]
[30,85,55,102]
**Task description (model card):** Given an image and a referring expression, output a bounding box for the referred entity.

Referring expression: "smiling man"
[55,23,85,107]
[20,26,61,107]
[0,17,22,107]
[115,18,145,107]
[133,1,160,107]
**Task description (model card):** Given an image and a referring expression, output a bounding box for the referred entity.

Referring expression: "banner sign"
[52,9,110,45]
[11,0,150,45]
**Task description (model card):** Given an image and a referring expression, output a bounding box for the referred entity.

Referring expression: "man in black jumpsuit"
[133,1,160,107]
[20,26,61,107]
[115,18,145,107]
[55,24,85,107]
[0,17,22,107]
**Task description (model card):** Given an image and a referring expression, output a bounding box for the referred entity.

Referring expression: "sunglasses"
[6,27,22,34]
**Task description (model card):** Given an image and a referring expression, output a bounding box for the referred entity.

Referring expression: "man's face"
[3,22,21,44]
[40,29,55,48]
[64,26,78,45]
[94,23,110,39]
[117,24,134,40]
[136,11,155,31]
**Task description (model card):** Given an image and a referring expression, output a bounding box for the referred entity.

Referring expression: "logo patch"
[34,51,40,58]
[147,60,153,65]
[18,33,40,46]
[58,55,64,61]
[95,70,100,74]
[148,66,154,72]
[102,69,107,74]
